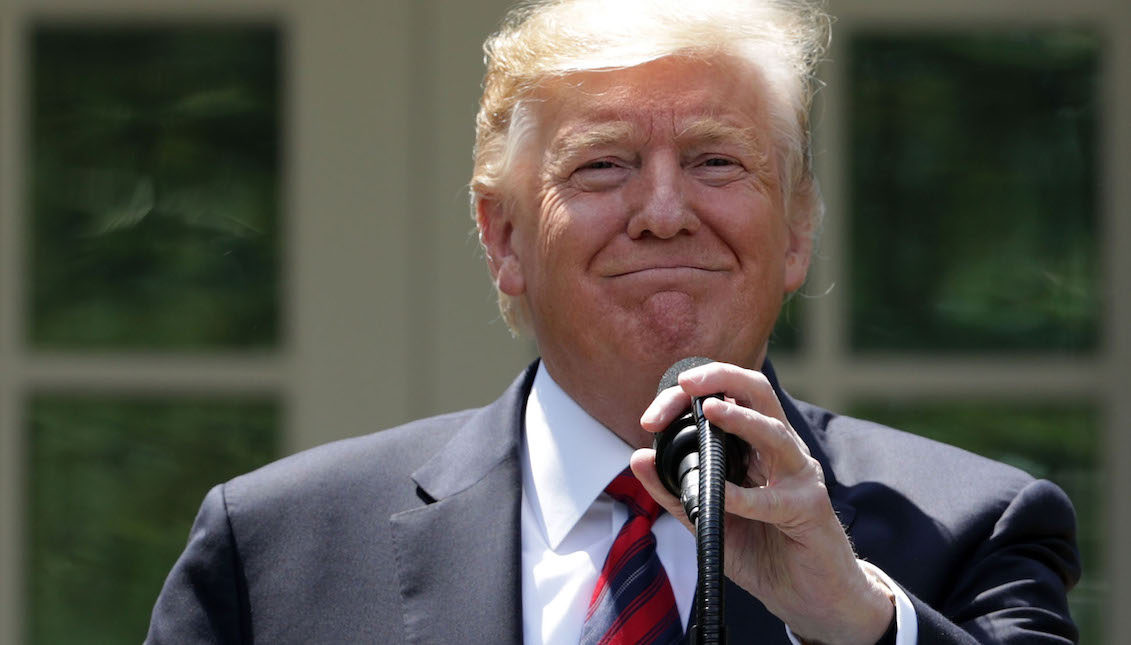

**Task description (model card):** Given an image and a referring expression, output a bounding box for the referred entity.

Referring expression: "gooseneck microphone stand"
[690,392,729,645]
[654,357,748,645]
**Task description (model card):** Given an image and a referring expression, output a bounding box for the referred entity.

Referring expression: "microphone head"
[658,356,715,393]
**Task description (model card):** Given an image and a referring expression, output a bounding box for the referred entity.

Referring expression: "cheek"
[535,191,623,265]
[700,186,783,250]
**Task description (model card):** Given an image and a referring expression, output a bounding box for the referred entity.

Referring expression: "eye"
[689,154,747,186]
[569,157,630,191]
[701,156,737,167]
[580,160,618,170]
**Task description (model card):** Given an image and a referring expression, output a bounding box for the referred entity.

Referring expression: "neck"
[539,347,768,449]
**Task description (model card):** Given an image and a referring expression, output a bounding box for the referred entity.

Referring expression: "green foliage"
[27,396,278,645]
[31,26,280,349]
[849,31,1100,352]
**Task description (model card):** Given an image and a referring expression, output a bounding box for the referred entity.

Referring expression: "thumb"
[630,448,696,534]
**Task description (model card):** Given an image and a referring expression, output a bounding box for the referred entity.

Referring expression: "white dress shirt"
[519,363,916,645]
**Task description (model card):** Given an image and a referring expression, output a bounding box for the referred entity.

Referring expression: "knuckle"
[766,417,792,445]
[749,369,771,389]
[805,456,826,484]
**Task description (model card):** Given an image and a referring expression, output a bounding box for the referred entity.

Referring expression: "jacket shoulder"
[796,399,1079,619]
[222,408,480,513]
[797,399,1036,496]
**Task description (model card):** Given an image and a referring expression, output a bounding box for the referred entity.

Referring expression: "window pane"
[26,396,279,645]
[850,401,1103,644]
[848,31,1100,352]
[30,26,280,349]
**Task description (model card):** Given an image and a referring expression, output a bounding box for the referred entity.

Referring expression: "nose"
[626,157,700,239]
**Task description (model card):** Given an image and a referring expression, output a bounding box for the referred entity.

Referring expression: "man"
[146,1,1080,643]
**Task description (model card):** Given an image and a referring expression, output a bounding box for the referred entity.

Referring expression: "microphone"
[652,357,748,523]
[652,357,747,645]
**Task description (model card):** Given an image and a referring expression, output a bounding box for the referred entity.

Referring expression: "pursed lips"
[603,263,727,278]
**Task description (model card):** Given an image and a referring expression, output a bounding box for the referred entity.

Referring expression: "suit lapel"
[391,364,536,644]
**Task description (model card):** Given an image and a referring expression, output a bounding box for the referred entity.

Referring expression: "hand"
[630,362,894,645]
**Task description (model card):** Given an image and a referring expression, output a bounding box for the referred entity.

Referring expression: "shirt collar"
[522,362,635,550]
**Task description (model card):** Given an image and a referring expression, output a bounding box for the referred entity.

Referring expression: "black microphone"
[652,357,748,645]
[652,357,748,523]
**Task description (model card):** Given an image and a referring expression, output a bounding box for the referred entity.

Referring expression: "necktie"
[580,469,683,645]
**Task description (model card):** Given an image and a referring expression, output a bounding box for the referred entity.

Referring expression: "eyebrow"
[676,118,764,160]
[548,121,640,164]
[545,116,774,177]
[677,117,775,179]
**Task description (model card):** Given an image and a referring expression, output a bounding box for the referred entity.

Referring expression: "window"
[849,32,1099,353]
[19,23,282,643]
[27,397,277,643]
[31,26,281,350]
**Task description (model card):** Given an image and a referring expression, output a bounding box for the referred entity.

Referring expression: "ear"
[783,217,813,294]
[476,195,526,297]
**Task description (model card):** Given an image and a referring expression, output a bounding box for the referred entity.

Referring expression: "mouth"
[606,265,725,278]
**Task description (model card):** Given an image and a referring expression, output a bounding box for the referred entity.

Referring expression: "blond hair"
[471,0,831,333]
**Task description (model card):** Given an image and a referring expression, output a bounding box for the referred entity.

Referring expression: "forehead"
[530,56,770,148]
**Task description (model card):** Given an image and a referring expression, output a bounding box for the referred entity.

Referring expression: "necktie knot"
[604,468,662,524]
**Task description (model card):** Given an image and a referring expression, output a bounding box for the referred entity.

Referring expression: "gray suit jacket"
[146,361,1080,643]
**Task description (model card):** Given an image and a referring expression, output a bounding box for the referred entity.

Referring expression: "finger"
[640,386,693,433]
[724,477,830,530]
[725,480,797,527]
[677,362,787,422]
[630,449,696,534]
[700,397,813,477]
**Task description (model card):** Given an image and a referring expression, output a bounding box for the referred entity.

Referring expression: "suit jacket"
[145,361,1080,644]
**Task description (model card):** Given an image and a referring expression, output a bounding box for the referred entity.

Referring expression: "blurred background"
[0,0,1127,643]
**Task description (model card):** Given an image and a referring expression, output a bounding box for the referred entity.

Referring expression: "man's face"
[480,56,811,382]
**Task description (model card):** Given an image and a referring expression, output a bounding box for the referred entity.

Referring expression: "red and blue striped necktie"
[580,469,683,645]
